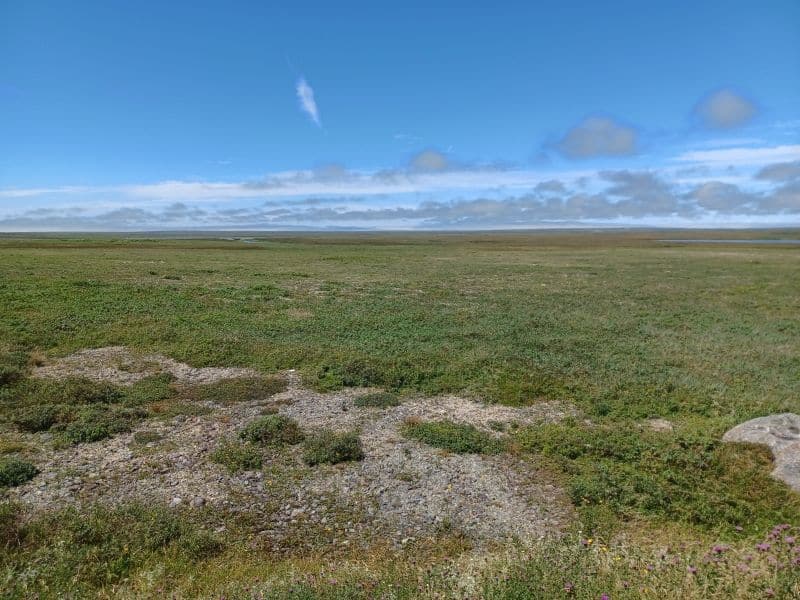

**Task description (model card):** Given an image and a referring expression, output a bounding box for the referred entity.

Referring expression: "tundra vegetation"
[0,231,798,598]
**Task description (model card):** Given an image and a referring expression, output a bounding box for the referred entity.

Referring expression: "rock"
[646,418,675,432]
[723,413,800,492]
[190,496,206,508]
[169,496,183,507]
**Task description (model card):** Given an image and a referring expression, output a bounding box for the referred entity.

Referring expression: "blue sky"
[1,0,799,230]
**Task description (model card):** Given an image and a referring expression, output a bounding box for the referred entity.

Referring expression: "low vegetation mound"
[210,439,263,473]
[184,376,287,405]
[402,419,506,454]
[303,431,364,465]
[353,391,402,408]
[239,414,304,446]
[0,457,39,488]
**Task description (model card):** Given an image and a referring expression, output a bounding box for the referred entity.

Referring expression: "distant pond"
[659,239,800,245]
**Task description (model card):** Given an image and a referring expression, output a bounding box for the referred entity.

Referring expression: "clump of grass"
[0,457,38,487]
[20,377,125,405]
[132,431,163,445]
[0,439,32,455]
[122,373,176,406]
[239,414,303,446]
[515,423,800,535]
[402,419,506,454]
[302,430,364,465]
[57,406,146,445]
[12,403,63,432]
[148,402,212,419]
[480,528,800,599]
[0,502,222,595]
[210,439,262,472]
[0,366,23,388]
[0,348,29,388]
[353,391,402,408]
[185,376,287,405]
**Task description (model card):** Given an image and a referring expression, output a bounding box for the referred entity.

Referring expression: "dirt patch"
[32,346,258,386]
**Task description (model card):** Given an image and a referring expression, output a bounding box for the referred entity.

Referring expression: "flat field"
[0,230,798,598]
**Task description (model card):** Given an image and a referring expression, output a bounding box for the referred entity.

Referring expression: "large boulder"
[722,413,800,492]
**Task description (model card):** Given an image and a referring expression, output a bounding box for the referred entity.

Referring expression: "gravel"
[7,350,577,545]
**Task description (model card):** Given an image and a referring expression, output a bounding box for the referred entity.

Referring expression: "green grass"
[0,502,222,597]
[302,430,364,465]
[515,422,800,536]
[1,375,179,444]
[402,419,506,454]
[0,231,798,597]
[353,391,403,408]
[239,414,304,446]
[210,439,263,472]
[0,457,39,487]
[183,376,287,405]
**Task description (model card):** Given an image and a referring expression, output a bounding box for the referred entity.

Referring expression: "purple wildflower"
[564,582,575,593]
[785,536,796,545]
[756,542,771,552]
[687,566,698,575]
[600,594,610,600]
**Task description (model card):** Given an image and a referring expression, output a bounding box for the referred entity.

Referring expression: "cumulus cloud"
[7,166,799,231]
[409,149,450,172]
[554,117,638,159]
[296,77,320,126]
[687,182,754,211]
[694,89,756,129]
[755,160,800,181]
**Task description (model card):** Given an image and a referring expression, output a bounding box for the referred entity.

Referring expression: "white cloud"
[296,77,320,126]
[673,145,800,166]
[409,149,449,172]
[694,89,756,129]
[555,117,638,159]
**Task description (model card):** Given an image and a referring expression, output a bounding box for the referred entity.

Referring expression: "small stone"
[190,496,206,508]
[169,496,183,507]
[646,418,675,432]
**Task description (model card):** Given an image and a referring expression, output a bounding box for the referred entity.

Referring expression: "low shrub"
[402,420,505,454]
[12,403,62,432]
[185,376,287,405]
[353,391,402,408]
[122,373,176,406]
[239,414,304,446]
[0,366,23,388]
[12,377,124,406]
[58,406,146,445]
[210,439,262,472]
[303,431,364,465]
[0,457,38,487]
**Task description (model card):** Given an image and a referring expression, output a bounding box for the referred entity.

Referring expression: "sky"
[1,0,799,231]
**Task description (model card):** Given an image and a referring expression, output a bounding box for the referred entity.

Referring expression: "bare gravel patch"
[7,363,576,545]
[32,346,258,385]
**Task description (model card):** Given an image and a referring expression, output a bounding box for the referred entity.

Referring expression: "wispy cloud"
[296,77,321,126]
[674,144,800,165]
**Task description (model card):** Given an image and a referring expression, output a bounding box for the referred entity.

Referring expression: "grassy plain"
[0,230,799,598]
